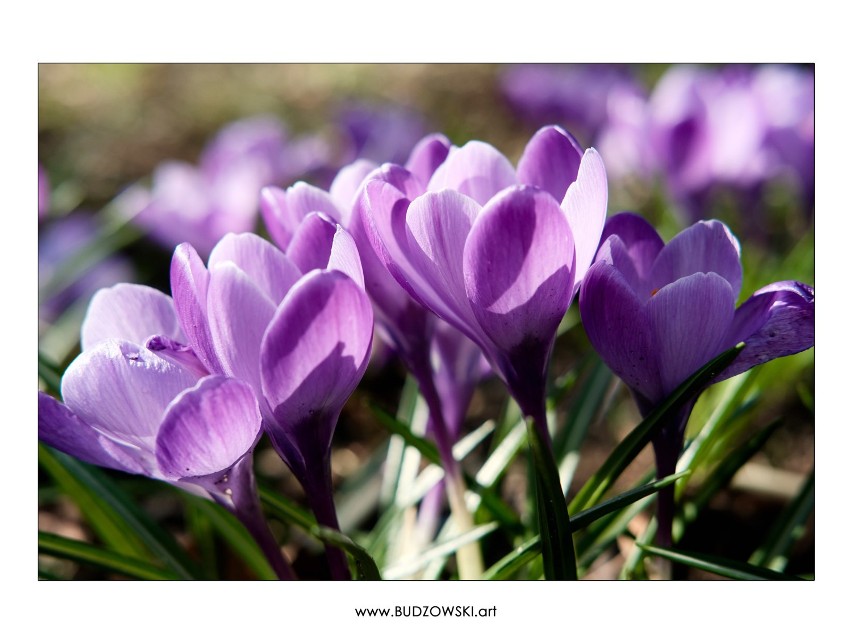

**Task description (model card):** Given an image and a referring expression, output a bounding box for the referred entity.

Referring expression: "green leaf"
[38,352,63,395]
[638,544,805,581]
[260,485,381,581]
[525,416,577,580]
[569,342,745,514]
[181,494,277,580]
[39,445,198,579]
[39,531,181,581]
[383,523,497,580]
[749,469,815,571]
[482,471,687,580]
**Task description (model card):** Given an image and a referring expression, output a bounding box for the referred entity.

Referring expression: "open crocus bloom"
[579,213,815,542]
[359,125,608,425]
[168,225,373,579]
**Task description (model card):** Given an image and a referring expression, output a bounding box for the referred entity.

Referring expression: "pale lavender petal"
[427,141,517,205]
[260,271,374,449]
[81,283,185,351]
[580,261,661,401]
[208,232,301,303]
[464,186,574,355]
[207,262,277,395]
[646,272,735,394]
[405,190,482,335]
[281,213,336,276]
[650,220,743,297]
[405,133,451,186]
[716,281,814,381]
[516,125,583,201]
[329,159,378,225]
[39,392,149,475]
[597,212,665,287]
[156,376,262,480]
[171,243,222,374]
[560,148,608,287]
[327,225,365,289]
[261,182,343,253]
[61,340,197,451]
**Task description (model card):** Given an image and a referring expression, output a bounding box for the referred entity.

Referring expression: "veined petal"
[260,271,374,450]
[329,159,378,226]
[260,182,343,250]
[38,392,151,475]
[597,212,665,286]
[580,261,661,401]
[171,243,222,374]
[81,283,185,351]
[646,272,735,394]
[650,219,743,297]
[209,232,301,303]
[61,340,197,450]
[560,148,608,287]
[716,281,815,381]
[405,190,482,336]
[207,262,277,395]
[427,141,517,205]
[260,186,297,250]
[516,125,583,202]
[327,225,365,289]
[285,212,337,276]
[405,133,452,186]
[464,185,574,354]
[145,336,210,378]
[155,376,262,480]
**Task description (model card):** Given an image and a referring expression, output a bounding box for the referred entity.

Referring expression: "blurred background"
[38,64,814,580]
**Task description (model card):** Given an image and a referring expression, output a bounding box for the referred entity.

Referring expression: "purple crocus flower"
[579,213,815,544]
[336,101,429,166]
[360,125,608,430]
[38,282,295,579]
[168,225,373,579]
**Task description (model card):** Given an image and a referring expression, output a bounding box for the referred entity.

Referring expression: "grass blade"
[638,544,805,581]
[39,531,181,581]
[569,343,745,514]
[749,469,815,571]
[383,523,497,580]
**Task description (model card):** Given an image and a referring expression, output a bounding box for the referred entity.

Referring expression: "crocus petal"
[146,336,210,378]
[260,182,343,251]
[560,148,608,287]
[645,272,735,394]
[329,159,378,225]
[285,212,337,275]
[717,281,815,381]
[516,125,583,202]
[61,340,197,450]
[427,141,517,205]
[405,133,452,186]
[405,190,482,337]
[580,261,661,401]
[260,271,374,456]
[208,232,301,304]
[38,392,150,475]
[207,262,277,395]
[81,283,186,351]
[327,225,365,289]
[464,185,574,355]
[650,220,743,297]
[598,212,665,284]
[155,376,262,480]
[171,243,223,374]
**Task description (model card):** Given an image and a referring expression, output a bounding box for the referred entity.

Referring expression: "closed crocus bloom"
[579,213,815,543]
[169,225,373,579]
[361,125,608,428]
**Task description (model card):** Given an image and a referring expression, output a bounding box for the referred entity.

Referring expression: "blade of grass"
[39,531,181,581]
[39,445,198,579]
[638,544,805,581]
[181,494,277,580]
[383,522,497,580]
[749,469,814,571]
[569,343,745,514]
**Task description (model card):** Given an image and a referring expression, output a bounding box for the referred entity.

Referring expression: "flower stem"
[302,456,351,581]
